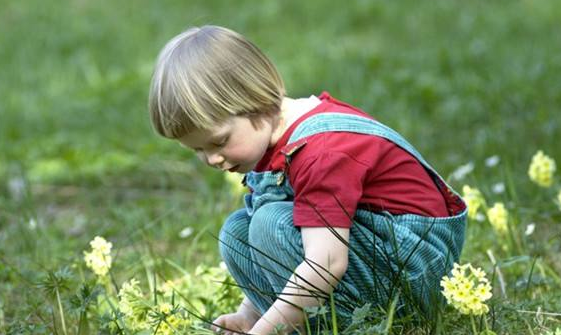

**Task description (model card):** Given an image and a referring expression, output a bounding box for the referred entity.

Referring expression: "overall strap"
[287,112,450,190]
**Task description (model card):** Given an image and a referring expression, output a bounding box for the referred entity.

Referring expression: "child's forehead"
[206,115,250,135]
[206,120,232,136]
[178,122,231,147]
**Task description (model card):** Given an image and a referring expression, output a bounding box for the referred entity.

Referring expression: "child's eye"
[213,137,229,147]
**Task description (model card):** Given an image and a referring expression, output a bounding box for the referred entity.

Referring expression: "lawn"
[1,0,560,333]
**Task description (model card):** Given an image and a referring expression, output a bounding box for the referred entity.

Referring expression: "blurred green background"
[1,0,560,329]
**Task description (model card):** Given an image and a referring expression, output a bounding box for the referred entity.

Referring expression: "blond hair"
[149,25,285,139]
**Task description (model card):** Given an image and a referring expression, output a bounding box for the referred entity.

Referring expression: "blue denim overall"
[219,113,467,324]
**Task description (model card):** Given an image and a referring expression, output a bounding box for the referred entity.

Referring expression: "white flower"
[451,162,474,181]
[28,218,37,230]
[475,213,486,222]
[179,227,194,239]
[491,182,505,194]
[525,223,535,236]
[485,155,500,168]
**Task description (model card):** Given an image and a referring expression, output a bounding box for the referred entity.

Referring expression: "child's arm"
[238,296,262,321]
[249,227,350,334]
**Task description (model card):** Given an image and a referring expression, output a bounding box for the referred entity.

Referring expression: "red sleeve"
[290,149,370,228]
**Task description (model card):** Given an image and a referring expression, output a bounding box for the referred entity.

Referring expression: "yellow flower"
[471,267,487,282]
[118,278,150,330]
[158,302,173,314]
[462,185,486,219]
[148,302,191,335]
[528,150,556,187]
[160,280,176,296]
[475,283,492,301]
[83,236,112,277]
[159,275,193,298]
[89,236,112,254]
[451,262,469,278]
[118,279,192,333]
[440,263,492,316]
[487,203,508,234]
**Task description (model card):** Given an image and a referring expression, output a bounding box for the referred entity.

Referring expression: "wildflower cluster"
[79,233,242,333]
[528,150,556,187]
[147,302,190,335]
[441,263,492,316]
[108,263,241,333]
[487,202,508,235]
[462,185,486,219]
[117,278,190,333]
[118,278,150,330]
[83,236,112,277]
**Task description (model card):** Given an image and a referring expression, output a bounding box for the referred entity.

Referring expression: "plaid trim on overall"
[219,113,467,325]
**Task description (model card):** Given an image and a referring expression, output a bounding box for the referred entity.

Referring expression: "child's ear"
[248,114,267,130]
[246,102,282,130]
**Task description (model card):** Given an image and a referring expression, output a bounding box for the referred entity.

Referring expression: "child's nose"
[206,152,225,167]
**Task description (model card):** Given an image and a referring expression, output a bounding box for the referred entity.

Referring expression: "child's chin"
[225,165,242,173]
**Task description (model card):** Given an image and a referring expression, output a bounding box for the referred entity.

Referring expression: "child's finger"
[211,315,226,332]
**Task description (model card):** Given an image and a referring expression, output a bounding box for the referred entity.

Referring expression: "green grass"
[1,0,560,333]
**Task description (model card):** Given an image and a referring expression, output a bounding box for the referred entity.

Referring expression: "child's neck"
[280,95,321,130]
[269,95,321,148]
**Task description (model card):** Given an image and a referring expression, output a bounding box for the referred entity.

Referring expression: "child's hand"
[211,311,258,334]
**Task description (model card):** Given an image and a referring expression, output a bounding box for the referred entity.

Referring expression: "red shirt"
[255,92,451,228]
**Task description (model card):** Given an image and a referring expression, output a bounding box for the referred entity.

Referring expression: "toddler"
[149,25,466,334]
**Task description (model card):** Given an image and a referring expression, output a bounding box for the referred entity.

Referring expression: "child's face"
[178,115,275,173]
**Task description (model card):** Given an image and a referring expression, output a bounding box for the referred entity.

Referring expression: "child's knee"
[219,208,249,258]
[248,202,294,252]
